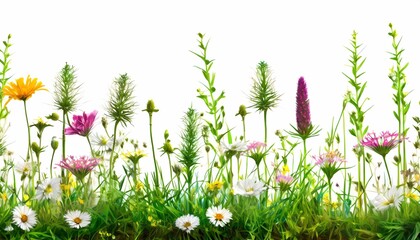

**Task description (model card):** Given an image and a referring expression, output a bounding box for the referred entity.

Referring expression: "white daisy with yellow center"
[12,205,37,231]
[64,210,91,229]
[175,214,200,233]
[206,206,233,227]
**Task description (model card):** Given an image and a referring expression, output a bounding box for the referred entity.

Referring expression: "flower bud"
[51,136,59,150]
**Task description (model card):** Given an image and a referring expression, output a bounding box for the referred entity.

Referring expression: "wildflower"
[406,192,419,201]
[313,150,345,181]
[35,178,61,201]
[3,76,46,105]
[207,180,224,192]
[323,193,341,209]
[91,133,114,152]
[220,141,248,159]
[65,110,98,136]
[136,181,144,191]
[1,192,7,201]
[281,164,290,175]
[247,141,270,166]
[361,131,402,158]
[12,205,37,231]
[64,210,91,229]
[57,156,100,180]
[276,173,294,191]
[233,179,266,197]
[206,206,233,227]
[296,77,311,136]
[15,160,32,177]
[122,149,147,165]
[371,186,403,211]
[175,214,200,233]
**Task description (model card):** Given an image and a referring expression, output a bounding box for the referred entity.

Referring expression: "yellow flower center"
[214,213,224,221]
[183,221,192,228]
[74,217,82,224]
[45,184,53,194]
[245,187,254,193]
[21,214,28,223]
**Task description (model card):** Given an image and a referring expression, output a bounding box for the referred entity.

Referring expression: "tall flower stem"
[148,113,160,188]
[61,111,67,182]
[382,155,392,186]
[86,135,95,158]
[108,121,119,188]
[23,100,35,189]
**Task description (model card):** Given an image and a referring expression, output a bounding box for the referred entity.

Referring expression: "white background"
[2,1,420,177]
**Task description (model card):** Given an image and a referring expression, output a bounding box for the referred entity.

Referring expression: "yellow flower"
[406,192,420,201]
[3,75,47,105]
[23,194,31,207]
[136,181,144,191]
[78,198,84,205]
[122,149,147,164]
[282,164,290,175]
[207,180,223,192]
[1,192,7,201]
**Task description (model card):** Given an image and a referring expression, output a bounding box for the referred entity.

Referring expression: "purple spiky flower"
[296,77,311,136]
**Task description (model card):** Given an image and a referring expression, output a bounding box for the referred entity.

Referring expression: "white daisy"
[371,186,403,211]
[233,179,266,197]
[15,160,32,176]
[220,141,248,158]
[206,206,232,227]
[12,205,37,231]
[64,210,91,229]
[35,178,62,201]
[175,214,200,233]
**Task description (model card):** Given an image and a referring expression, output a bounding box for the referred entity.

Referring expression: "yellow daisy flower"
[3,75,47,105]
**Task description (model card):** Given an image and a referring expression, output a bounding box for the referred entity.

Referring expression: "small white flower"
[4,225,13,231]
[220,141,248,157]
[206,206,232,227]
[64,210,91,229]
[233,179,266,197]
[175,214,200,233]
[35,178,62,201]
[15,160,32,176]
[371,186,403,211]
[12,205,37,231]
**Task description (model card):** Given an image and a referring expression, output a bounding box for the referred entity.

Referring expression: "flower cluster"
[57,155,100,180]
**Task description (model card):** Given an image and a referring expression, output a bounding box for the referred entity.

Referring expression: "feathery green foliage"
[106,73,136,127]
[53,63,80,113]
[249,61,280,113]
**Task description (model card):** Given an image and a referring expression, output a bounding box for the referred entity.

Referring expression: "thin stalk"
[50,148,56,179]
[149,114,160,188]
[263,110,269,180]
[86,135,95,158]
[61,111,66,182]
[108,121,119,188]
[382,155,392,186]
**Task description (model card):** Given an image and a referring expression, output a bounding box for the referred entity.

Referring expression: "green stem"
[50,149,56,179]
[109,121,119,188]
[86,135,95,157]
[382,155,392,186]
[148,114,159,188]
[61,111,67,183]
[263,110,268,180]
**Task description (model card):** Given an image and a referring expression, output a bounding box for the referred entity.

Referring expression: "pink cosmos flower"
[276,174,293,184]
[57,156,100,180]
[360,131,402,157]
[247,141,266,151]
[65,110,98,136]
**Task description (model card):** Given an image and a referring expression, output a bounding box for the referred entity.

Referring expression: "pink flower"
[276,174,293,184]
[247,141,266,151]
[361,131,402,157]
[313,150,345,167]
[65,110,98,136]
[57,156,100,180]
